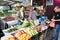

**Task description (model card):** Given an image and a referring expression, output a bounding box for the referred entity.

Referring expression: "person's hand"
[51,19,56,22]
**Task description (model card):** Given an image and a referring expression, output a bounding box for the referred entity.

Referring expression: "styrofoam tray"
[6,20,18,26]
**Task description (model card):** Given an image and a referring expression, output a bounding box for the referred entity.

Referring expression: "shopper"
[17,5,25,20]
[28,6,33,20]
[52,3,60,40]
[31,8,38,20]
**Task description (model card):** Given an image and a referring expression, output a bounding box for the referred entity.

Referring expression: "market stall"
[1,17,50,40]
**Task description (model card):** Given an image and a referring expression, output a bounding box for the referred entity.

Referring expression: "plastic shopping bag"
[34,19,39,26]
[49,21,55,28]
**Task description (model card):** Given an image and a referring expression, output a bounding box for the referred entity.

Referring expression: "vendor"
[17,5,25,20]
[31,8,38,20]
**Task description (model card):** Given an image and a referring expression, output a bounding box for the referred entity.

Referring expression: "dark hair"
[34,8,37,10]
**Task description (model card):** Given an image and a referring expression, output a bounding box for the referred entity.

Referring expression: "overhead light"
[3,0,9,1]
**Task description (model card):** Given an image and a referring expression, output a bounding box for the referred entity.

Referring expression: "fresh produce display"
[0,10,16,17]
[14,30,24,38]
[3,20,34,33]
[34,24,48,32]
[34,25,42,32]
[0,11,12,17]
[10,30,31,40]
[0,13,5,17]
[6,36,16,40]
[5,27,18,33]
[18,33,31,40]
[29,20,35,29]
[24,28,30,33]
[28,30,38,36]
[24,28,38,36]
[2,19,48,40]
[3,16,15,22]
[18,20,30,29]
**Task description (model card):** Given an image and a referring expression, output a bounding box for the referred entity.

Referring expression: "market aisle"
[43,29,54,40]
[45,29,60,40]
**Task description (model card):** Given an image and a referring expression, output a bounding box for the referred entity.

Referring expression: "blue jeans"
[53,24,60,40]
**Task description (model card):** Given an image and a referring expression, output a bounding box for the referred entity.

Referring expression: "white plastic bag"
[34,19,39,26]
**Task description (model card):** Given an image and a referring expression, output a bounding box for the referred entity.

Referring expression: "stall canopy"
[0,1,22,6]
[0,0,31,6]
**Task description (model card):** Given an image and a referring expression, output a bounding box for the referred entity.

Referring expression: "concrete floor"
[43,29,55,40]
[58,32,60,40]
[44,28,60,40]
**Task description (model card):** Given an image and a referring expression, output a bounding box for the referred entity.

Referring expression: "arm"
[53,19,60,21]
[51,18,60,22]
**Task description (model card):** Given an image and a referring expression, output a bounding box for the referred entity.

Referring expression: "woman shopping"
[52,3,60,40]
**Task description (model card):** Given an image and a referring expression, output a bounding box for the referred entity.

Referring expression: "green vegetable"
[18,20,30,29]
[6,27,18,33]
[29,20,35,29]
[28,30,38,36]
